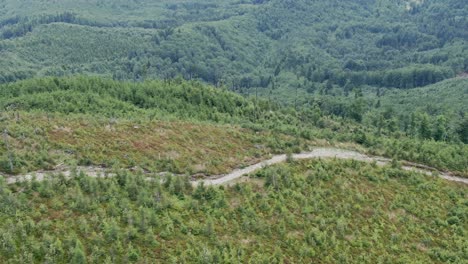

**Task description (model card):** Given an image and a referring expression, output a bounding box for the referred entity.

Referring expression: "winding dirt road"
[2,148,467,186]
[198,148,467,185]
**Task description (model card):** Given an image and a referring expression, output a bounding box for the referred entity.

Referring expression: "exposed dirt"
[198,148,467,186]
[2,148,467,186]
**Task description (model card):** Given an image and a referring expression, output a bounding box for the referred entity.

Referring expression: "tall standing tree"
[457,116,468,144]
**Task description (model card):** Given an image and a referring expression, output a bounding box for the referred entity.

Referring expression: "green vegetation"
[366,78,468,124]
[0,76,466,176]
[294,78,468,148]
[0,76,256,120]
[0,0,466,94]
[0,76,312,175]
[0,1,467,262]
[0,159,466,263]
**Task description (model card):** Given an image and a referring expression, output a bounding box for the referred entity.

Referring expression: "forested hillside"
[1,159,466,263]
[0,1,467,263]
[0,77,467,176]
[0,0,466,96]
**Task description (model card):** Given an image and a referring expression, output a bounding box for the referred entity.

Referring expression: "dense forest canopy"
[0,0,466,96]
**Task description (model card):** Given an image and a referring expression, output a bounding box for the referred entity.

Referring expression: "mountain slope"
[0,159,466,263]
[0,0,466,94]
[1,76,466,176]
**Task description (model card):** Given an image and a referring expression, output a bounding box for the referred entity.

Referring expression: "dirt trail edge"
[199,148,467,185]
[2,148,467,186]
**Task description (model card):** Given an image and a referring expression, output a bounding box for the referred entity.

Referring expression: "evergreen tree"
[70,240,87,264]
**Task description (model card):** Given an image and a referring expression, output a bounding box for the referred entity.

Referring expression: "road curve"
[2,148,467,186]
[198,148,468,185]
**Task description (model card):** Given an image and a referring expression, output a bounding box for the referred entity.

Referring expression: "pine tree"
[70,240,87,264]
[457,116,468,143]
[419,114,431,139]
